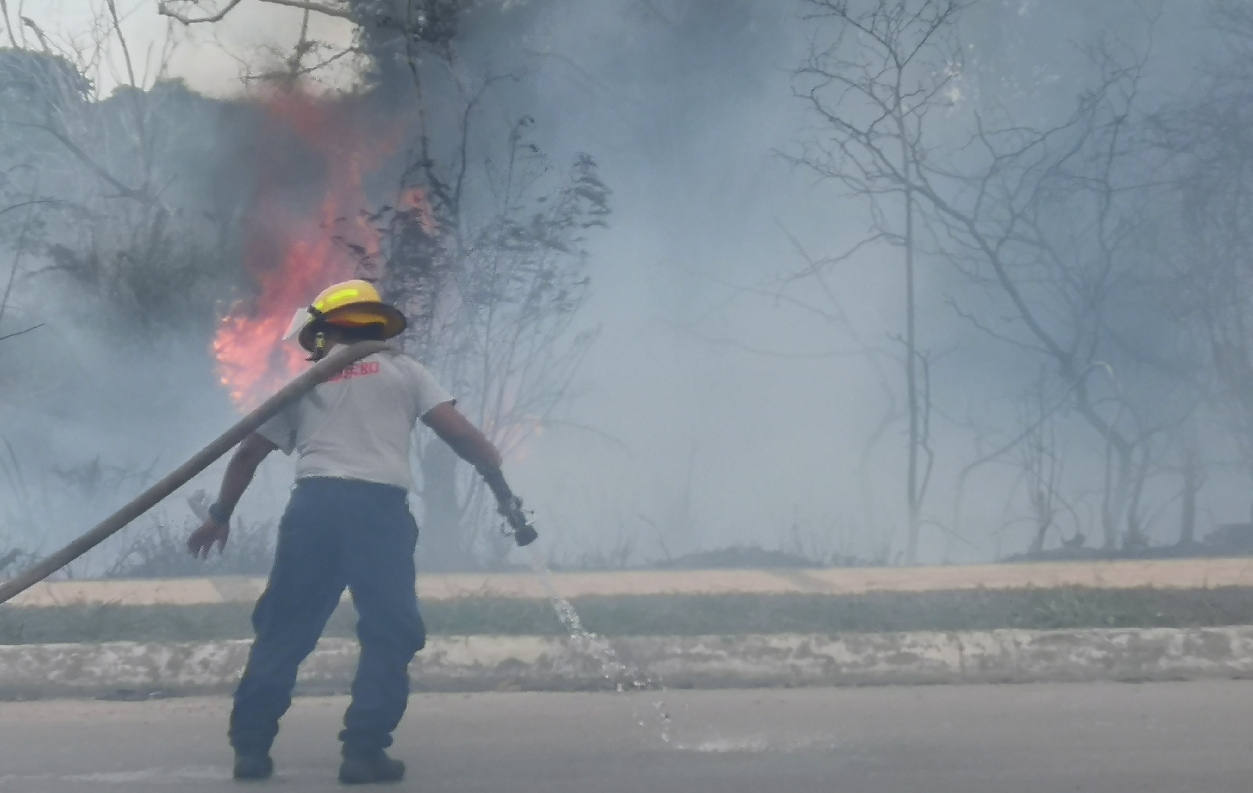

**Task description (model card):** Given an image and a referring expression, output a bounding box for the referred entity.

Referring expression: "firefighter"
[187,279,520,784]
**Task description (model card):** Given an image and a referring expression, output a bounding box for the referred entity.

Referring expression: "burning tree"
[164,0,611,569]
[382,125,608,569]
[365,4,609,569]
[211,90,398,407]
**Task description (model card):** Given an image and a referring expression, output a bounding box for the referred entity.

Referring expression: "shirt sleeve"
[255,405,297,455]
[401,357,455,418]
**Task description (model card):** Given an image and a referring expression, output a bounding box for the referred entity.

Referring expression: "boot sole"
[233,756,274,781]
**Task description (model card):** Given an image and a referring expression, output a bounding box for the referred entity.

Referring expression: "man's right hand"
[187,519,229,559]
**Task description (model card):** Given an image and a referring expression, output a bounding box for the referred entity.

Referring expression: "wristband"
[207,501,231,525]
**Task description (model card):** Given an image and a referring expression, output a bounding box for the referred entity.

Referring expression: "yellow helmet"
[283,279,407,353]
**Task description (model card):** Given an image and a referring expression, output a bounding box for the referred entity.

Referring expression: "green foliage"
[0,49,248,341]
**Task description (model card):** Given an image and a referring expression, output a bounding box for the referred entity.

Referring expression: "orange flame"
[213,90,407,410]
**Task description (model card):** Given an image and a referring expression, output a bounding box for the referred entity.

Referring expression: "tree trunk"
[897,111,922,566]
[1029,520,1050,554]
[1179,452,1198,546]
[1122,445,1152,549]
[904,173,922,564]
[1100,441,1134,550]
[1177,466,1197,546]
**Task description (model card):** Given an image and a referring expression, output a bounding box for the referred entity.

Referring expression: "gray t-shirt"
[256,349,454,490]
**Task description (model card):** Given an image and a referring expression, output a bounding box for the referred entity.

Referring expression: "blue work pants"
[229,477,426,755]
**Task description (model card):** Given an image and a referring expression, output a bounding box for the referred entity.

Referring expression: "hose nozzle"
[500,494,539,547]
[479,467,539,546]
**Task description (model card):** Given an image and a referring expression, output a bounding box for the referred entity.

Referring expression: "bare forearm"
[423,402,503,471]
[190,435,273,558]
[214,455,259,520]
[442,426,511,502]
[211,435,274,521]
[444,431,503,472]
[420,404,536,545]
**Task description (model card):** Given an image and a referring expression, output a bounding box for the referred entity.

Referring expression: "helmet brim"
[296,303,407,352]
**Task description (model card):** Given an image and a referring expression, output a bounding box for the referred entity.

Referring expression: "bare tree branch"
[158,0,352,25]
[19,17,50,53]
[0,0,17,49]
[0,323,43,342]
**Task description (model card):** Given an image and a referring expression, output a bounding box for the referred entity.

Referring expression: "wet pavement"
[1,680,1251,792]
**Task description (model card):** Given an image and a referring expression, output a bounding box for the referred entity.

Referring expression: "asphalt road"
[2,680,1252,792]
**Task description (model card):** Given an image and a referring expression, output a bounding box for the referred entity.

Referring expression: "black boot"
[338,747,406,785]
[233,751,274,781]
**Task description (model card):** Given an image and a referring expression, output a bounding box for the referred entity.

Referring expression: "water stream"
[523,544,673,744]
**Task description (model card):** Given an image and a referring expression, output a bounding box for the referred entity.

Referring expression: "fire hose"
[0,340,535,605]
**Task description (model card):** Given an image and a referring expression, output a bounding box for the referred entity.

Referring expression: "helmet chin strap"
[306,305,330,362]
[309,329,329,362]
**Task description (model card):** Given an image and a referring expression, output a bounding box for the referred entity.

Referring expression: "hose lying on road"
[0,340,391,605]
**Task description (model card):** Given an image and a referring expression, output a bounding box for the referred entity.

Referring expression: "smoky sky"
[2,0,1240,568]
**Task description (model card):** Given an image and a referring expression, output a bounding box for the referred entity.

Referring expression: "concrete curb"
[3,626,1253,699]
